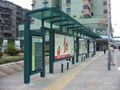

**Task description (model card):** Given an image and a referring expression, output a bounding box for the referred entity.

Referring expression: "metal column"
[49,23,54,73]
[41,19,45,77]
[76,37,79,63]
[24,14,30,84]
[87,40,90,58]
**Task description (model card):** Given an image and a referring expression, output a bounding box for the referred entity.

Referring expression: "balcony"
[42,0,49,8]
[3,29,12,34]
[83,9,91,18]
[83,0,91,8]
[83,0,91,18]
[83,5,91,11]
[4,33,13,37]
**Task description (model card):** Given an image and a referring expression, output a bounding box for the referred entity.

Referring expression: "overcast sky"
[7,0,120,37]
[111,0,120,37]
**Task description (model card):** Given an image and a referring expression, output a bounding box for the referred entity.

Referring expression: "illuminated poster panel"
[55,34,74,60]
[32,36,43,72]
[89,41,94,52]
[79,39,88,54]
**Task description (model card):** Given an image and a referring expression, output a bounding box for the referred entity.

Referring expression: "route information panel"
[32,36,43,72]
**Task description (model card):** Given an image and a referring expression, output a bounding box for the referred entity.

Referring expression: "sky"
[111,0,120,37]
[7,0,32,10]
[7,0,120,38]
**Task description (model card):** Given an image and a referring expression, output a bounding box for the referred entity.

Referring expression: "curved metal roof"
[26,7,100,38]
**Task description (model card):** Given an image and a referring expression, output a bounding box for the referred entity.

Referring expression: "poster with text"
[89,41,94,52]
[32,36,43,72]
[79,39,88,54]
[55,34,74,60]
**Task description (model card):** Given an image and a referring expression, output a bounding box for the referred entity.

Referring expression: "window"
[83,5,90,10]
[66,0,71,5]
[104,10,107,14]
[91,12,94,16]
[66,8,71,14]
[43,0,48,8]
[83,5,88,9]
[43,2,48,7]
[103,1,107,5]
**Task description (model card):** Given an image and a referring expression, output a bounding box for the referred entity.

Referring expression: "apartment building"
[0,0,27,38]
[30,0,112,50]
[31,0,112,35]
[19,0,112,47]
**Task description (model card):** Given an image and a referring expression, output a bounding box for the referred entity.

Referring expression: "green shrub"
[0,52,3,59]
[5,42,19,56]
[0,53,23,64]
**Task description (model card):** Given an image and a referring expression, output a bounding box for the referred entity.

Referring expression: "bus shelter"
[24,7,100,84]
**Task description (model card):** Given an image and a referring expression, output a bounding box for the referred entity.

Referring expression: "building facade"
[31,0,112,36]
[0,0,27,38]
[19,0,112,49]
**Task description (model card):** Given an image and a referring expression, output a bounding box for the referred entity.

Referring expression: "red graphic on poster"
[55,34,74,60]
[57,45,60,56]
[64,37,68,53]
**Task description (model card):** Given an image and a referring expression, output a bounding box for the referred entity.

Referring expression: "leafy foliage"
[0,52,3,59]
[5,42,19,56]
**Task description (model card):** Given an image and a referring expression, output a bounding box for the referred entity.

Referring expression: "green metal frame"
[24,14,30,84]
[24,7,100,83]
[49,23,54,73]
[87,40,90,57]
[30,31,45,75]
[76,37,79,63]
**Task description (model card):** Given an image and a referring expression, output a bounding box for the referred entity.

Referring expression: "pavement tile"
[7,64,23,72]
[15,61,24,67]
[0,65,16,74]
[0,51,120,90]
[63,50,120,90]
[0,71,7,78]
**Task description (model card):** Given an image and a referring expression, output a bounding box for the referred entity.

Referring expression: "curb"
[0,61,23,78]
[0,56,49,78]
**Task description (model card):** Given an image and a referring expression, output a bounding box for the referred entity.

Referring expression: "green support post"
[95,41,96,55]
[49,23,54,73]
[93,40,96,55]
[24,14,30,84]
[72,57,75,64]
[41,19,45,77]
[76,37,79,63]
[87,40,90,58]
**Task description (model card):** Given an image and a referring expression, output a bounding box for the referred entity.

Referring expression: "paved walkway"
[0,50,120,90]
[62,50,120,90]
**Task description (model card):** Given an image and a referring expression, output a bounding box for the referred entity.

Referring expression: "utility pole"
[107,0,111,71]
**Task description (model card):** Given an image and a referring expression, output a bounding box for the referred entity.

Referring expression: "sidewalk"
[62,50,120,90]
[0,51,120,90]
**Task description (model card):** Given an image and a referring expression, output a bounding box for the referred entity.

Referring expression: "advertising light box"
[89,41,94,52]
[79,39,88,54]
[55,34,74,60]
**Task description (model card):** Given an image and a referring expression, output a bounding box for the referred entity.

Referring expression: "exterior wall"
[91,0,104,18]
[62,0,84,20]
[81,0,111,36]
[31,0,111,36]
[0,0,27,38]
[32,0,52,9]
[19,0,112,38]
